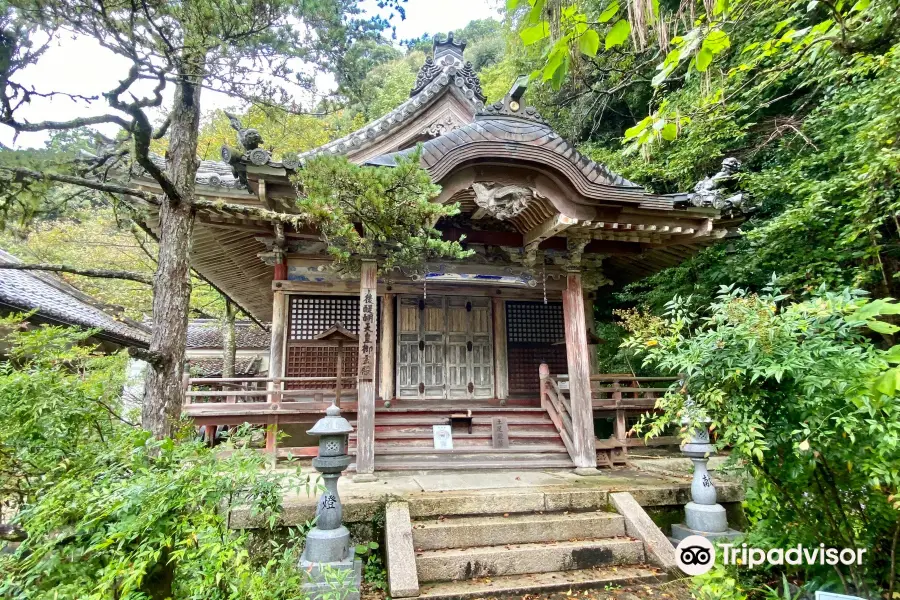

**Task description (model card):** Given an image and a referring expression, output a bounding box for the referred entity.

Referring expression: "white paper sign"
[816,593,864,600]
[433,425,453,450]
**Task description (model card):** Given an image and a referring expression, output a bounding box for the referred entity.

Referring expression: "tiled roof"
[0,249,151,347]
[147,155,243,189]
[186,319,271,349]
[187,355,262,377]
[227,44,486,172]
[365,116,664,208]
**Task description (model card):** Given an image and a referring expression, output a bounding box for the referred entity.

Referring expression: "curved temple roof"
[127,33,741,323]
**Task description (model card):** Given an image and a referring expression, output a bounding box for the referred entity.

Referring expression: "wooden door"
[469,298,494,399]
[446,297,470,399]
[396,296,422,399]
[421,297,446,397]
[395,295,494,400]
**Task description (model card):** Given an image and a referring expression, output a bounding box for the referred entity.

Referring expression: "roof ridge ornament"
[477,75,546,124]
[224,111,263,151]
[433,31,466,62]
[409,32,486,103]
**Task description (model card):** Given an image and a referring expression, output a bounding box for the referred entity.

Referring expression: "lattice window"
[506,301,567,394]
[506,301,565,344]
[508,346,568,394]
[288,296,359,340]
[285,345,358,389]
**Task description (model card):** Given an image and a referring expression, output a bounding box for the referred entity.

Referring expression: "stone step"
[416,565,665,599]
[415,538,645,582]
[412,511,626,550]
[374,452,575,471]
[407,490,609,519]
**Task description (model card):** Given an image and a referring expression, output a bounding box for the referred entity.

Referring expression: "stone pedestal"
[671,422,741,543]
[299,555,363,600]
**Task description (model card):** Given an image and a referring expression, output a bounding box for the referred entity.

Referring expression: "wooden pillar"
[335,340,344,408]
[584,292,599,375]
[266,289,287,457]
[269,290,287,381]
[379,293,396,405]
[492,296,509,403]
[562,271,598,471]
[355,260,378,480]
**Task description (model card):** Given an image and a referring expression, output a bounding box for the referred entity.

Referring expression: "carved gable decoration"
[422,114,463,137]
[472,183,535,220]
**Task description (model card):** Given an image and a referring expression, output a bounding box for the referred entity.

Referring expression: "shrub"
[623,282,900,597]
[0,316,314,599]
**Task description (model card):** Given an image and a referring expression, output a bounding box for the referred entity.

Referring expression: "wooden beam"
[379,294,396,402]
[438,227,523,247]
[492,297,509,402]
[272,279,568,298]
[562,271,598,471]
[354,260,378,480]
[524,214,577,247]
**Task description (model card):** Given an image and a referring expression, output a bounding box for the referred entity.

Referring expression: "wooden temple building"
[133,35,738,476]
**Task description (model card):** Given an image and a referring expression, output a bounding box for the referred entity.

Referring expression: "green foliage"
[691,564,748,600]
[0,208,226,319]
[363,553,388,593]
[498,0,900,315]
[353,51,426,120]
[187,106,363,162]
[0,316,314,599]
[294,149,472,274]
[623,283,900,595]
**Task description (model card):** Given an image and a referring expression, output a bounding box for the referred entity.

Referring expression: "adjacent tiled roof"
[187,355,262,377]
[146,155,243,190]
[186,319,271,349]
[0,249,151,347]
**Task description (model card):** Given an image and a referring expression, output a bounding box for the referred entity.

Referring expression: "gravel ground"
[361,579,694,600]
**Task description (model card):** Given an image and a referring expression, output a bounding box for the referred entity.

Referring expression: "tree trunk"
[141,63,203,439]
[222,299,236,378]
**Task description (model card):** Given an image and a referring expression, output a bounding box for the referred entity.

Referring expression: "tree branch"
[127,346,168,369]
[0,263,153,284]
[3,166,155,201]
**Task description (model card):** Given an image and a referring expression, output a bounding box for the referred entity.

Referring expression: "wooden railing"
[591,374,680,410]
[591,374,681,453]
[548,371,681,465]
[182,376,358,455]
[539,364,578,465]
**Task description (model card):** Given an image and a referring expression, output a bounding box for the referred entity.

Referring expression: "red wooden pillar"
[562,271,598,472]
[273,254,287,281]
[354,259,378,481]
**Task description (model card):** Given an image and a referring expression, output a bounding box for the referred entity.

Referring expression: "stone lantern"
[300,403,362,600]
[671,407,741,543]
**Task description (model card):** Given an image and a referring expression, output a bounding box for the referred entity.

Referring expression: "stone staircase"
[391,491,666,599]
[350,406,575,471]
